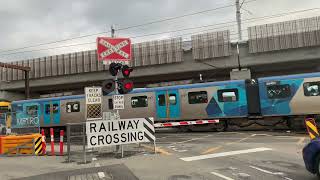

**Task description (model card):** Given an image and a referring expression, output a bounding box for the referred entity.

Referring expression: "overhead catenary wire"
[2,8,319,58]
[2,7,319,58]
[0,0,258,54]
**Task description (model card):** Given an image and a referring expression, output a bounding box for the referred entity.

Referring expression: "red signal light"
[124,82,133,89]
[122,65,132,78]
[118,79,133,94]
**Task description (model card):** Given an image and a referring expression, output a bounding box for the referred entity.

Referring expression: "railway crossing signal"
[122,65,133,78]
[102,79,115,95]
[103,63,134,95]
[118,79,134,94]
[109,63,122,76]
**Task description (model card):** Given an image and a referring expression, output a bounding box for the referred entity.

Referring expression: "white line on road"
[249,166,284,175]
[180,147,272,161]
[98,172,106,179]
[210,172,234,180]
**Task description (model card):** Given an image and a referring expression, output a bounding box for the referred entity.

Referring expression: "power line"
[1,7,320,57]
[116,0,256,32]
[0,1,255,54]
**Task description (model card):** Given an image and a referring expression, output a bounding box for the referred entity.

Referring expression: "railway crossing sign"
[97,37,131,63]
[85,87,102,121]
[113,95,124,110]
[86,117,155,148]
[85,87,102,104]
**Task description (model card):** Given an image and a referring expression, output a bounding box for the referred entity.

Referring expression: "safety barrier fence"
[0,133,42,156]
[66,122,156,164]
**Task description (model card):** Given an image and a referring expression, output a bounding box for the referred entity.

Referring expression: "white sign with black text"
[113,95,124,109]
[86,118,146,148]
[85,87,102,104]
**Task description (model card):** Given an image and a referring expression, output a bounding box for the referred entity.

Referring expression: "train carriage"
[258,72,320,116]
[8,71,320,132]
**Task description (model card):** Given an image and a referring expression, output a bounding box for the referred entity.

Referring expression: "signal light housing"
[122,65,133,78]
[118,79,134,94]
[102,79,115,95]
[109,62,122,76]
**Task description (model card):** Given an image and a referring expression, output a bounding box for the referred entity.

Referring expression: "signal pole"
[110,25,123,157]
[111,25,119,116]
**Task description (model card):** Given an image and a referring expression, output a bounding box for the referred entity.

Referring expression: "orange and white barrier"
[41,129,46,155]
[50,128,54,156]
[154,119,219,128]
[59,130,64,156]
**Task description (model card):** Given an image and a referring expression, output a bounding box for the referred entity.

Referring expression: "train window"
[131,96,148,108]
[158,95,165,106]
[169,94,177,105]
[304,82,320,96]
[218,89,239,102]
[26,105,38,116]
[45,104,59,114]
[66,102,80,113]
[267,84,291,99]
[108,99,113,110]
[188,91,208,104]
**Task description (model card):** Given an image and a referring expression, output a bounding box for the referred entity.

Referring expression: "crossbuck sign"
[97,37,131,61]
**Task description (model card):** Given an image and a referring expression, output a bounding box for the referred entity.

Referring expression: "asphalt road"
[1,130,317,180]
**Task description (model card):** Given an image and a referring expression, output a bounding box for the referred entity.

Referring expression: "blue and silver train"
[9,72,320,131]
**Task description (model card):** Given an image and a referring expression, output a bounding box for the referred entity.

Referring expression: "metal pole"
[24,71,30,99]
[82,123,86,164]
[111,25,123,156]
[236,0,242,41]
[67,124,71,163]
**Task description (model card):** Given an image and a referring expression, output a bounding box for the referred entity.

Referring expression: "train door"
[43,101,60,125]
[156,90,181,120]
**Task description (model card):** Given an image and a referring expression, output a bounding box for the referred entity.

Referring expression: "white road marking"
[252,134,272,136]
[98,172,106,179]
[177,150,187,152]
[249,166,284,175]
[94,161,106,179]
[171,135,212,145]
[180,147,272,161]
[211,172,234,180]
[284,177,293,180]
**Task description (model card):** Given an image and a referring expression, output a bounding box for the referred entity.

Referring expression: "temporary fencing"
[0,133,43,156]
[66,119,156,164]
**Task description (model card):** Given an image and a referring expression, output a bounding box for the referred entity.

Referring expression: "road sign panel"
[86,118,155,148]
[85,87,102,104]
[85,87,102,121]
[97,37,131,61]
[113,95,124,109]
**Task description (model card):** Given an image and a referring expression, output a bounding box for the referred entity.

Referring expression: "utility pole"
[236,0,242,41]
[236,0,242,70]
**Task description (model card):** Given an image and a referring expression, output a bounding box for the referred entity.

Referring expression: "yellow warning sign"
[305,118,319,140]
[34,137,42,155]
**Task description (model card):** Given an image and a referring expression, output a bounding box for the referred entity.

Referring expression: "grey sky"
[0,0,320,61]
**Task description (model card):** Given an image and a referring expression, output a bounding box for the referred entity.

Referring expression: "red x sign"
[97,37,131,61]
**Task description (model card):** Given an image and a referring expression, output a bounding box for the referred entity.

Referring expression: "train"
[6,71,320,132]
